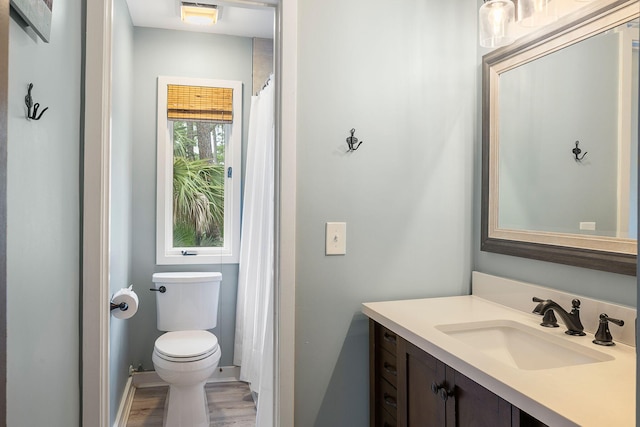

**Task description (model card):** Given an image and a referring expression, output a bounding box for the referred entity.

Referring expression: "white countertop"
[362,295,636,427]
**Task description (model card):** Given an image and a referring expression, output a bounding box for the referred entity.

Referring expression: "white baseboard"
[113,376,135,427]
[132,365,242,388]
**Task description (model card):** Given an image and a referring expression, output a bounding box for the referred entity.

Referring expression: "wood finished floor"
[126,381,257,427]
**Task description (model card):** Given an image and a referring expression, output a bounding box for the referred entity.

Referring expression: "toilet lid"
[155,330,219,361]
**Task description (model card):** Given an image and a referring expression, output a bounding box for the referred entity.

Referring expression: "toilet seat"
[154,330,219,363]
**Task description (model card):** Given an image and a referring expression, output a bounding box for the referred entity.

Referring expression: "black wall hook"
[572,140,587,161]
[25,83,48,121]
[346,128,363,152]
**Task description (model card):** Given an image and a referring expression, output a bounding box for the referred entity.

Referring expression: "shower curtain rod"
[256,74,273,96]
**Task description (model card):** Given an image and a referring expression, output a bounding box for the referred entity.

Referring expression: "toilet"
[151,272,222,427]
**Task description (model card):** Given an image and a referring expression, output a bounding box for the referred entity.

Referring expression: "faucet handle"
[571,299,581,309]
[593,313,624,346]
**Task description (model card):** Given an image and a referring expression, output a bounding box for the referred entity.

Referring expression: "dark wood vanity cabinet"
[369,320,547,427]
[370,320,400,426]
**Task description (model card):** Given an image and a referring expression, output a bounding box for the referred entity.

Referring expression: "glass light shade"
[518,0,557,27]
[181,3,218,25]
[479,0,516,48]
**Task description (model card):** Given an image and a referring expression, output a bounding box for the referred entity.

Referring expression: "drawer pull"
[383,393,398,409]
[383,362,397,376]
[383,332,397,345]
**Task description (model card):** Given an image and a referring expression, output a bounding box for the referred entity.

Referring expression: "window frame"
[156,76,242,265]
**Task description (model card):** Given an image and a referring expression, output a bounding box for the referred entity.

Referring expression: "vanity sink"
[436,319,614,370]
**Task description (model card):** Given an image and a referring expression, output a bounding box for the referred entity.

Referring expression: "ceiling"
[125,0,276,39]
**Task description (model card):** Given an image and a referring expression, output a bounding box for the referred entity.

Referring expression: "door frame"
[82,1,297,426]
[82,0,112,425]
[0,0,8,424]
[274,1,297,425]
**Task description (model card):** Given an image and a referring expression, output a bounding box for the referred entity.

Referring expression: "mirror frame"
[481,0,639,276]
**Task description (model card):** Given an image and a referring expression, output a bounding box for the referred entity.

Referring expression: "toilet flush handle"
[149,286,166,293]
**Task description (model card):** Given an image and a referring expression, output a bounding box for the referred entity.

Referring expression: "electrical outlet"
[580,222,596,231]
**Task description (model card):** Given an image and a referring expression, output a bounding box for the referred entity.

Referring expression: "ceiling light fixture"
[181,2,219,26]
[479,0,515,48]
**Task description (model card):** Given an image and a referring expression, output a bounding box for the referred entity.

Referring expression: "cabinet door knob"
[439,387,453,402]
[430,381,441,395]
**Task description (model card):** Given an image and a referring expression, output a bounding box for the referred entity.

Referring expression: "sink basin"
[436,319,614,370]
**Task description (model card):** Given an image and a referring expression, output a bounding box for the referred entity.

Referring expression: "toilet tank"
[152,272,222,332]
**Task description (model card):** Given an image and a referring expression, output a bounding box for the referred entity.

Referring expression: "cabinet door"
[397,339,446,427]
[446,366,512,427]
[373,322,546,427]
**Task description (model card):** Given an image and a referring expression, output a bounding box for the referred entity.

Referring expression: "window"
[156,76,242,264]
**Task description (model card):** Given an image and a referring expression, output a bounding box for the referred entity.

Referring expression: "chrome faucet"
[532,297,586,336]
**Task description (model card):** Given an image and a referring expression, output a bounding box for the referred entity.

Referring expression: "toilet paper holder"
[110,286,139,319]
[110,301,129,312]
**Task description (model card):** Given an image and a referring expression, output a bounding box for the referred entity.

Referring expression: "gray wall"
[110,0,135,422]
[7,0,81,425]
[295,0,477,425]
[473,0,636,308]
[128,28,254,369]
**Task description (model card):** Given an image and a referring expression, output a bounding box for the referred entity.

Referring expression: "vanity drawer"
[377,347,398,388]
[371,320,399,427]
[380,405,397,427]
[379,378,398,420]
[377,325,398,354]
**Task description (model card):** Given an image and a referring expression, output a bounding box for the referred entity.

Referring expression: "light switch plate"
[326,222,346,255]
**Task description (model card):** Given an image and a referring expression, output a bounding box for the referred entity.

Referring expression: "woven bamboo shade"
[167,84,233,123]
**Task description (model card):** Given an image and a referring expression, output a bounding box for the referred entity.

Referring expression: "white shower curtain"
[234,76,275,427]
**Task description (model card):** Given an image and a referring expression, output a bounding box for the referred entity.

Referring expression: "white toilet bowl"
[152,330,221,427]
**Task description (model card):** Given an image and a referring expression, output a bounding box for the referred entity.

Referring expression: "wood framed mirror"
[481,0,639,275]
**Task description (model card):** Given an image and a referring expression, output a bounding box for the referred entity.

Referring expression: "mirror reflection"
[498,19,638,240]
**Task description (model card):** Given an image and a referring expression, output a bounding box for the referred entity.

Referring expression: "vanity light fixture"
[479,0,515,48]
[181,2,219,25]
[517,0,557,27]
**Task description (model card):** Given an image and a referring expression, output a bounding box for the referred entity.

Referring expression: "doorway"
[83,0,296,426]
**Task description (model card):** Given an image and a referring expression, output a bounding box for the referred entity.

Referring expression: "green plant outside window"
[171,121,227,248]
